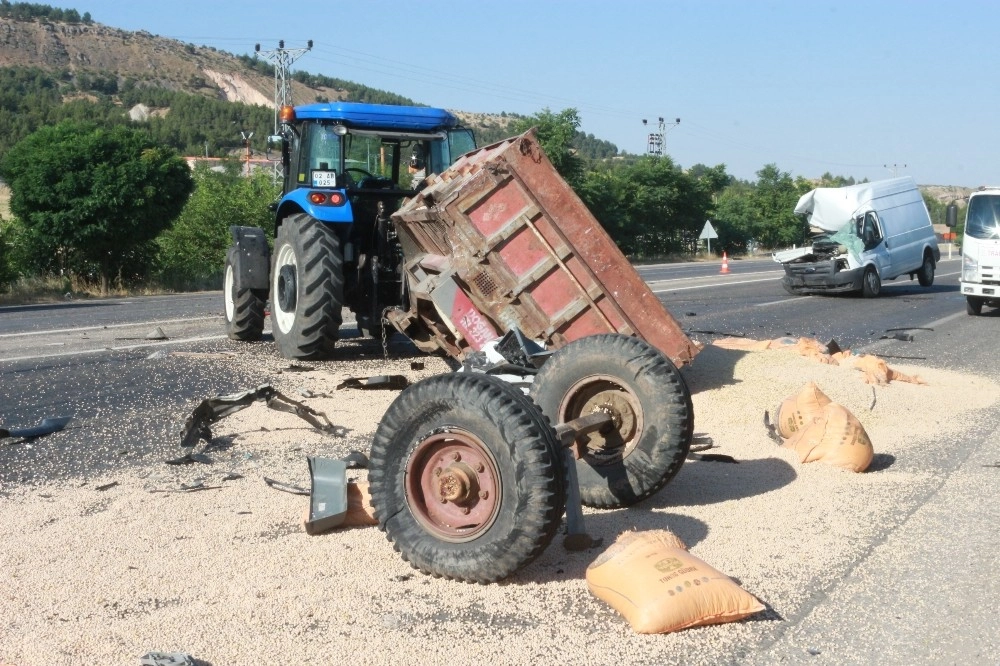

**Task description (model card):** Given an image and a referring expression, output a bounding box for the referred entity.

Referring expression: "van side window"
[859,212,882,248]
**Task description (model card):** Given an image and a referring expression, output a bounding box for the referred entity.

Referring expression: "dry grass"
[0,274,170,306]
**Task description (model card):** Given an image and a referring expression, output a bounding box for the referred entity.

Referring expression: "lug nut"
[475,462,485,473]
[478,490,489,500]
[450,452,461,462]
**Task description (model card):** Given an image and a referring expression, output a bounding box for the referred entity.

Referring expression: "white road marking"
[0,316,220,339]
[651,276,781,293]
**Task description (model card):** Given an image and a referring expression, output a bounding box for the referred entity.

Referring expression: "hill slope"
[0,17,325,106]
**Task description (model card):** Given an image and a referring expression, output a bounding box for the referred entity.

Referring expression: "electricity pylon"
[255,40,313,135]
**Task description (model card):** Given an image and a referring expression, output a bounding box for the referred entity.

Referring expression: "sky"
[75,0,998,187]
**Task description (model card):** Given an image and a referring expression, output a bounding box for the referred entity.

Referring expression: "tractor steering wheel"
[345,167,376,183]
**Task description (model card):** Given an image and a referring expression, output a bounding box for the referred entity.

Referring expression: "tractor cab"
[226,102,475,357]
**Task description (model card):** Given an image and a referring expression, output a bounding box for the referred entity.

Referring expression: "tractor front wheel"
[223,247,265,341]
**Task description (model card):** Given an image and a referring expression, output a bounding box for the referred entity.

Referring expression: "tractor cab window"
[425,128,476,175]
[304,123,342,173]
[343,134,401,187]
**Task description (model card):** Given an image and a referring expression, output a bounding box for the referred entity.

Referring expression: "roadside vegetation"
[0,54,962,303]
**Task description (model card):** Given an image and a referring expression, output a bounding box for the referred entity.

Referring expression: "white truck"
[960,187,1000,315]
[774,177,940,297]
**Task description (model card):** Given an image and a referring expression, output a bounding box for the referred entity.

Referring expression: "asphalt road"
[2,253,998,663]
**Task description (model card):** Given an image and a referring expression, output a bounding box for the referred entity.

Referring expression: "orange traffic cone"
[720,251,730,274]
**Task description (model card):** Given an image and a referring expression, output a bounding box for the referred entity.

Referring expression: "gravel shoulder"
[1,341,994,665]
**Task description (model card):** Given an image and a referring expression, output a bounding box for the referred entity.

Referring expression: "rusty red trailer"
[388,130,699,368]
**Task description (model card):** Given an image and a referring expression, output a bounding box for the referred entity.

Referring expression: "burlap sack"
[775,382,832,439]
[782,402,874,472]
[851,354,926,386]
[586,530,765,634]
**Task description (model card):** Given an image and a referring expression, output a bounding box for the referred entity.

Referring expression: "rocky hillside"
[0,16,339,107]
[923,184,973,207]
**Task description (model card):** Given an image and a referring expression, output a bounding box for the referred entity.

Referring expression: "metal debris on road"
[263,477,309,496]
[336,375,409,391]
[0,416,73,442]
[179,384,343,449]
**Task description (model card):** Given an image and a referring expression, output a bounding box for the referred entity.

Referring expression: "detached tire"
[270,214,344,359]
[917,251,935,287]
[369,373,565,584]
[530,334,693,509]
[223,247,265,341]
[862,266,881,298]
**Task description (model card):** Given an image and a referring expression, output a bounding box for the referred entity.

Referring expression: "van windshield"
[965,194,1000,240]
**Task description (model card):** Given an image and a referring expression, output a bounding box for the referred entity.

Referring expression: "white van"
[774,177,940,297]
[960,187,1000,315]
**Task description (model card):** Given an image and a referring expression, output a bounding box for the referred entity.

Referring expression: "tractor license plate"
[311,170,337,188]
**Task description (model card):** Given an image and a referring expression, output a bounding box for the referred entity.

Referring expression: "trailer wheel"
[862,266,881,298]
[530,334,693,509]
[223,247,265,341]
[967,296,984,316]
[369,373,565,584]
[917,251,935,287]
[270,214,344,359]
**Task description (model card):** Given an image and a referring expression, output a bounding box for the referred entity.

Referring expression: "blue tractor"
[223,101,477,359]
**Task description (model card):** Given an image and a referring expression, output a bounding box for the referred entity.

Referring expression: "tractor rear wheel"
[369,373,565,583]
[270,214,344,359]
[530,334,693,509]
[223,247,265,341]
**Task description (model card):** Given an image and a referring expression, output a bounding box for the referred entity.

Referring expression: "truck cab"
[961,187,1000,315]
[224,101,476,359]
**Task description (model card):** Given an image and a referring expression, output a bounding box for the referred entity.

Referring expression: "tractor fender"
[229,226,271,291]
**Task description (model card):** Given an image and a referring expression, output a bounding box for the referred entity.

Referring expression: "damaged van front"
[775,177,939,298]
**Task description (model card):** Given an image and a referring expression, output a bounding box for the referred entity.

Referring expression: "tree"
[0,121,194,293]
[578,156,715,259]
[155,162,278,289]
[512,108,584,186]
[747,164,808,249]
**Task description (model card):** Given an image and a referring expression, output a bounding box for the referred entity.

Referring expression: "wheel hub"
[405,430,500,542]
[276,264,297,311]
[561,377,642,466]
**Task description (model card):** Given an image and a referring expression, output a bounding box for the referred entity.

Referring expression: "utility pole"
[884,163,907,177]
[241,129,253,176]
[255,40,313,135]
[641,117,680,157]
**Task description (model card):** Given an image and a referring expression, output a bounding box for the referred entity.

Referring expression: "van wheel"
[917,252,935,287]
[862,267,881,298]
[967,296,984,316]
